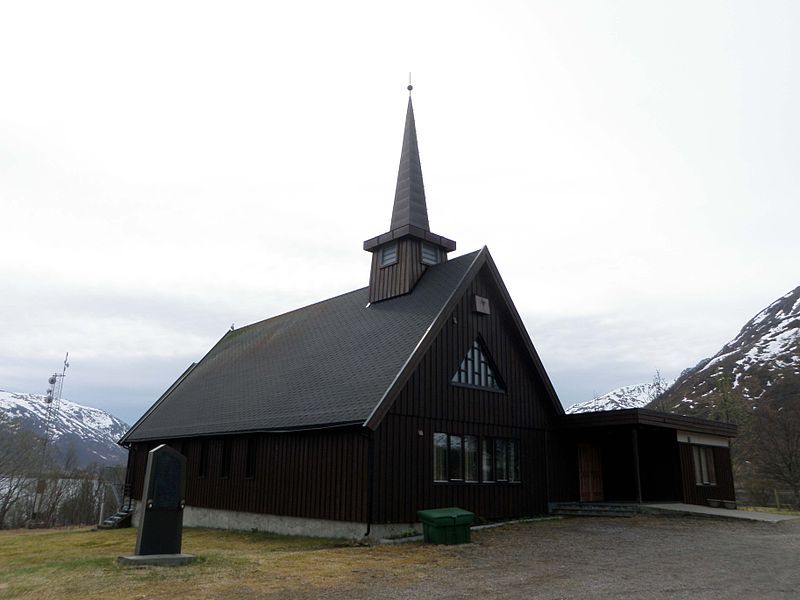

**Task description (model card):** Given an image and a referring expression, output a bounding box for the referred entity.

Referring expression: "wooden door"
[578,443,604,502]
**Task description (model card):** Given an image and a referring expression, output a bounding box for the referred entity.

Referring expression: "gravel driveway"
[332,515,800,599]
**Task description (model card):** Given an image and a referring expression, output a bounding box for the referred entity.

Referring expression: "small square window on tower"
[474,295,491,315]
[380,242,398,267]
[421,242,440,265]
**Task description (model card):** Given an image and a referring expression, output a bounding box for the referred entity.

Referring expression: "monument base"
[117,553,197,567]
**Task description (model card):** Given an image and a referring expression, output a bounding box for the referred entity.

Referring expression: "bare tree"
[0,414,40,528]
[36,444,81,527]
[713,374,749,425]
[647,370,672,413]
[752,401,800,508]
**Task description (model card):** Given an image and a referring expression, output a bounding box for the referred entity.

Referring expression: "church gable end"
[385,261,560,426]
[370,261,559,522]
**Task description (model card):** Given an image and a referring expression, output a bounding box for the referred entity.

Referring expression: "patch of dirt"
[317,515,800,599]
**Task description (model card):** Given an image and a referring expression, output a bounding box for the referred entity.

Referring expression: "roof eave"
[117,361,199,445]
[122,419,366,444]
[559,408,738,437]
[363,225,456,252]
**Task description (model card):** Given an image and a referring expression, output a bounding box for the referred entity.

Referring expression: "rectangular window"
[421,242,440,265]
[434,433,448,482]
[482,438,494,482]
[437,433,519,483]
[220,438,232,478]
[508,440,520,483]
[380,242,398,267]
[448,435,463,480]
[464,435,479,482]
[692,446,716,485]
[495,438,508,481]
[244,437,257,479]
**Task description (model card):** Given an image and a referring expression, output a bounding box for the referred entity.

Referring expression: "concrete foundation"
[130,501,420,541]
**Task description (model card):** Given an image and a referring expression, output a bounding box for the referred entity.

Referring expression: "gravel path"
[328,515,800,599]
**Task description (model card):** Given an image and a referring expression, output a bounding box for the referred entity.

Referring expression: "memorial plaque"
[134,444,187,556]
[151,451,182,509]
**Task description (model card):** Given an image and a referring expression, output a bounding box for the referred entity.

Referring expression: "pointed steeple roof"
[363,87,455,256]
[390,96,430,231]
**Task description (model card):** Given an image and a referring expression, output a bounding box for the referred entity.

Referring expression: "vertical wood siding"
[678,443,736,504]
[638,428,682,502]
[369,238,441,302]
[129,429,369,523]
[546,431,579,502]
[373,414,548,522]
[373,263,559,522]
[388,264,557,428]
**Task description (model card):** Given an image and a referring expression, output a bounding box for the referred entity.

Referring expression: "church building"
[120,90,737,539]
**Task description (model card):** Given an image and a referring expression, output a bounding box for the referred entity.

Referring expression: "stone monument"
[118,444,196,566]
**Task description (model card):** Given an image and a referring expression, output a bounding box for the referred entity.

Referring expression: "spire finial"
[407,72,413,93]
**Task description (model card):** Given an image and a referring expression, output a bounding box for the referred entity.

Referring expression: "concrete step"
[98,510,133,529]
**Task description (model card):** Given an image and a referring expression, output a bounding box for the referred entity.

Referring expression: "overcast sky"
[2,1,799,425]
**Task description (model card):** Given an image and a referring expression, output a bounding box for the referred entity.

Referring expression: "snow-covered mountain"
[566,383,653,414]
[659,285,800,416]
[0,390,129,468]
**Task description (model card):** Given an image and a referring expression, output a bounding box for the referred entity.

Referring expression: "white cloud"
[1,0,799,420]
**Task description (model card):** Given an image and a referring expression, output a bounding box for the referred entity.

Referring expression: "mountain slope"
[0,390,129,468]
[658,285,800,416]
[566,383,653,414]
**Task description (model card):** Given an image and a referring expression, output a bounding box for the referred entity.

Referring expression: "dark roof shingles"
[124,251,480,441]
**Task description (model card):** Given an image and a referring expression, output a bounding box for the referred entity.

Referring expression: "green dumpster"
[417,507,474,544]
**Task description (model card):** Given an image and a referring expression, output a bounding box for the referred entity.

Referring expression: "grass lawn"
[739,505,800,516]
[0,526,450,599]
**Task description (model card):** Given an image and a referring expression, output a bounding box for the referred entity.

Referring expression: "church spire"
[363,85,456,303]
[390,93,430,231]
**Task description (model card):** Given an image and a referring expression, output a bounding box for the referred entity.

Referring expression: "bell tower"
[363,87,456,303]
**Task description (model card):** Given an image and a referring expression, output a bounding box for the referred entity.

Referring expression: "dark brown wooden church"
[119,92,736,538]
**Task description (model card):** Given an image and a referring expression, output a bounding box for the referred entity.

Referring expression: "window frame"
[380,242,398,267]
[692,445,717,486]
[433,432,449,482]
[421,242,440,266]
[435,432,520,484]
[451,339,505,392]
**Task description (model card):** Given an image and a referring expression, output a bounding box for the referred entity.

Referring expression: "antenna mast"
[30,352,69,523]
[43,352,69,456]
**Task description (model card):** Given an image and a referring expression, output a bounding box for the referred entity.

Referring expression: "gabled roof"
[120,247,565,444]
[121,251,480,442]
